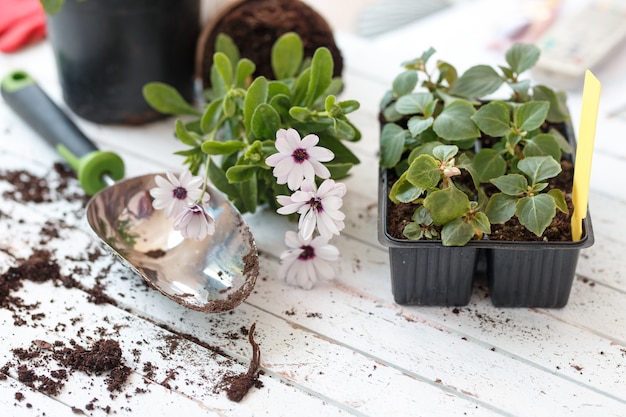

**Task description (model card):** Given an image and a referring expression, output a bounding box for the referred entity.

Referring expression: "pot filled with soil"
[195,0,343,89]
[43,0,201,125]
[378,44,594,308]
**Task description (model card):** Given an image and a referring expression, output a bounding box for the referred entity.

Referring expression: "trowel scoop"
[1,70,258,313]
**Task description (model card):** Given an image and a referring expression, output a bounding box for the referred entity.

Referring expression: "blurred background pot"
[46,0,200,125]
[196,0,343,89]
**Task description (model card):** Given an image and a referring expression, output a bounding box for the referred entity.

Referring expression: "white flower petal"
[165,171,180,186]
[272,158,294,182]
[285,128,302,150]
[173,204,215,241]
[313,258,335,281]
[265,152,286,167]
[321,195,343,211]
[284,230,302,248]
[315,244,340,261]
[300,180,317,193]
[290,189,313,203]
[308,146,334,162]
[277,202,302,215]
[301,160,316,182]
[317,178,336,195]
[287,163,305,191]
[299,210,317,240]
[300,133,320,148]
[310,160,331,179]
[296,264,314,290]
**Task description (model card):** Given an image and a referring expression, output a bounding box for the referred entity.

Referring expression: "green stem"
[197,157,212,204]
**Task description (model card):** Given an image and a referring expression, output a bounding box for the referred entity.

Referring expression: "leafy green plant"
[143,32,361,214]
[399,144,490,246]
[485,155,568,236]
[380,43,573,245]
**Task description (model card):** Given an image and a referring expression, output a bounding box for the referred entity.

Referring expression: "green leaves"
[143,83,201,116]
[214,52,234,89]
[523,134,561,160]
[304,47,333,107]
[395,93,436,115]
[380,123,407,168]
[251,104,280,138]
[505,43,540,75]
[433,101,480,141]
[516,194,556,236]
[392,71,418,97]
[472,101,510,137]
[40,0,65,15]
[424,185,470,226]
[142,32,361,215]
[381,43,574,243]
[515,101,549,131]
[389,172,423,203]
[473,149,506,183]
[486,156,564,236]
[406,154,441,189]
[449,65,503,98]
[201,140,245,155]
[518,155,562,184]
[491,174,528,196]
[271,32,303,79]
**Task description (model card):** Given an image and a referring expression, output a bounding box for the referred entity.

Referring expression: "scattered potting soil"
[0,163,264,411]
[1,163,87,205]
[197,0,343,89]
[7,338,130,395]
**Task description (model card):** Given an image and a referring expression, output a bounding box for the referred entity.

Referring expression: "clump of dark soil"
[4,338,131,396]
[197,0,343,88]
[216,323,263,402]
[0,249,62,309]
[54,339,131,392]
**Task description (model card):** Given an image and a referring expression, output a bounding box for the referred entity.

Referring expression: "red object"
[0,0,47,53]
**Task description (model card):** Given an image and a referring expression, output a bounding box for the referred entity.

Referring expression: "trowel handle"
[1,70,124,195]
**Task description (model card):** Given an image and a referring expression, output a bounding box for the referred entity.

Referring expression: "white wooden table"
[1,1,625,416]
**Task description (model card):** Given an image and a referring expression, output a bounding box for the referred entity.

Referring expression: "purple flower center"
[298,245,315,261]
[292,148,309,163]
[308,197,323,212]
[173,186,187,200]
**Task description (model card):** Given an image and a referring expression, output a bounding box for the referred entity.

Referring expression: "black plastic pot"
[378,124,594,308]
[378,170,477,307]
[46,0,200,125]
[486,238,591,307]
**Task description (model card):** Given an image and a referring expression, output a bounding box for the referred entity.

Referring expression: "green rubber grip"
[1,70,125,195]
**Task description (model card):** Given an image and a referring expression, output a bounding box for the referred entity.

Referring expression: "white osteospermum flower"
[150,170,208,218]
[265,128,334,191]
[279,230,340,290]
[277,179,346,240]
[173,204,216,241]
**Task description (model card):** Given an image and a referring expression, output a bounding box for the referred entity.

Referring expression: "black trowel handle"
[1,70,124,195]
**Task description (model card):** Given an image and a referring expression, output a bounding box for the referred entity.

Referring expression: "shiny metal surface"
[86,173,258,313]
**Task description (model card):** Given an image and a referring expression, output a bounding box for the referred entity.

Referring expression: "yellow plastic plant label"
[571,70,601,241]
